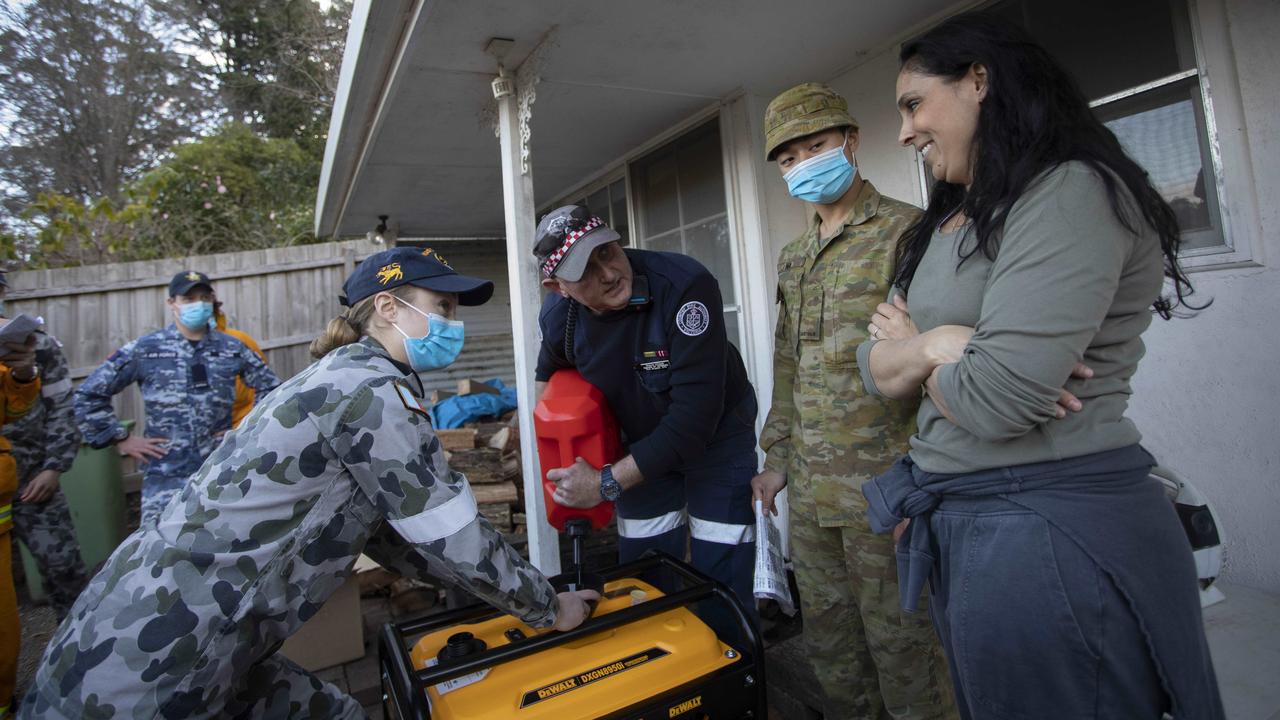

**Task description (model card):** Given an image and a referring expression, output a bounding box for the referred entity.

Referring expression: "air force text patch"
[676,301,710,337]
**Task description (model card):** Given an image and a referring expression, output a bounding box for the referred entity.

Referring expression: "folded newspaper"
[753,499,796,615]
[0,314,41,356]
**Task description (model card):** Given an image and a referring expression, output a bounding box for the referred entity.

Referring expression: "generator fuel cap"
[436,632,487,663]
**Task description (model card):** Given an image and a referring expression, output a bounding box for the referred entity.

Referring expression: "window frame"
[629,118,742,346]
[1175,0,1259,270]
[926,0,1260,270]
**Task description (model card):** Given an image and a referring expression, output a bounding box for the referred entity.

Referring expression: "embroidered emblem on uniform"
[676,301,710,337]
[421,247,450,267]
[377,263,404,285]
[395,382,430,418]
[186,271,201,281]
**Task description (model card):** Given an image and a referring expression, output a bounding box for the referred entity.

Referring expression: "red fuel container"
[534,369,619,531]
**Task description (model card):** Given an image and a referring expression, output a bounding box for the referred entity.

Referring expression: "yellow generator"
[378,551,765,720]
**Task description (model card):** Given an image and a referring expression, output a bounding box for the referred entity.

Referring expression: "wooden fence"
[6,237,520,481]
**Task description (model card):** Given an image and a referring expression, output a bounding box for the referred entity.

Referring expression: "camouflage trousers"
[788,484,956,720]
[21,650,365,719]
[220,653,365,719]
[12,487,86,621]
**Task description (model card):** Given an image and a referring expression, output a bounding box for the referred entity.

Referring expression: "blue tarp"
[430,379,518,429]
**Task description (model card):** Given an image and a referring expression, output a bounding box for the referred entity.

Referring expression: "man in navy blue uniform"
[75,270,281,523]
[533,205,758,628]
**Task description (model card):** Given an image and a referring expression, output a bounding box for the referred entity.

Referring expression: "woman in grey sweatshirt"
[858,11,1223,720]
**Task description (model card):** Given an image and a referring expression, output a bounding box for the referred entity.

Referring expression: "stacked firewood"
[438,415,524,537]
[428,377,526,541]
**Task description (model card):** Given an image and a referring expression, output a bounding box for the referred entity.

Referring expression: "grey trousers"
[928,495,1167,720]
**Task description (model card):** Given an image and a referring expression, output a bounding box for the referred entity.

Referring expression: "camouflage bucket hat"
[764,82,858,161]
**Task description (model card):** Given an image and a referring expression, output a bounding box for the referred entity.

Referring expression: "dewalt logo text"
[669,695,703,717]
[536,678,577,700]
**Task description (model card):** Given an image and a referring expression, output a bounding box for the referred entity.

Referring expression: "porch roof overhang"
[316,0,953,239]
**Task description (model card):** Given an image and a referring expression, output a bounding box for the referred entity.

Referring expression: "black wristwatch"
[599,464,622,502]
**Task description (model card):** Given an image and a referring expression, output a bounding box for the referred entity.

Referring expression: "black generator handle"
[380,552,767,719]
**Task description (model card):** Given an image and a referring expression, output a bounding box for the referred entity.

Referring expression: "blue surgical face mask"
[783,134,856,204]
[392,296,465,372]
[177,300,214,330]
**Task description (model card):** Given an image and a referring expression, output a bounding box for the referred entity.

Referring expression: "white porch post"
[493,70,561,574]
[720,93,792,557]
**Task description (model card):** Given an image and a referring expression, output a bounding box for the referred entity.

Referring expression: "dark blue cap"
[169,270,213,297]
[341,246,494,307]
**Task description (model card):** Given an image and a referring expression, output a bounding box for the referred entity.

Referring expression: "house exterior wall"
[1129,0,1280,592]
[740,0,1279,591]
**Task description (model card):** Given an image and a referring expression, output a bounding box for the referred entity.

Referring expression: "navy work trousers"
[615,422,759,641]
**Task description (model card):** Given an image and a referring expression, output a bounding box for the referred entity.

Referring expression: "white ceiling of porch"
[317,0,956,238]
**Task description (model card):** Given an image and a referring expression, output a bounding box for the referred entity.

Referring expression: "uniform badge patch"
[675,301,710,337]
[395,382,431,419]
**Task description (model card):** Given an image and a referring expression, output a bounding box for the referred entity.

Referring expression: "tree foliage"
[138,122,320,255]
[7,123,322,268]
[162,0,351,156]
[0,0,212,215]
[0,0,352,269]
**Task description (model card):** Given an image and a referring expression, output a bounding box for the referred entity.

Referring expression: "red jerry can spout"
[533,369,620,532]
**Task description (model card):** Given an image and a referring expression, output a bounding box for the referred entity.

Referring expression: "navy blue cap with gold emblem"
[341,246,495,307]
[169,270,213,297]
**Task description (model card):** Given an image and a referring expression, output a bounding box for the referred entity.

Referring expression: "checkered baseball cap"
[532,205,622,282]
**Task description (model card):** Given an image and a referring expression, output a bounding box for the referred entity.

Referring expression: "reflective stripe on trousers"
[617,508,754,545]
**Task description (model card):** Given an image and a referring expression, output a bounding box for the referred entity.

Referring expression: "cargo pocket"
[776,258,804,331]
[824,261,887,365]
[637,367,671,395]
[635,363,673,416]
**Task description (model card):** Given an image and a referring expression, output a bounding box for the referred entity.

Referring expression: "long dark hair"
[893,11,1202,319]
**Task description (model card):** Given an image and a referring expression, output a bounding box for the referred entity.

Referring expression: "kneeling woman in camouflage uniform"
[23,247,598,719]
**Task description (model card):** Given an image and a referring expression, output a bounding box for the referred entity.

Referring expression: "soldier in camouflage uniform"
[0,326,42,720]
[22,247,596,719]
[1,269,89,620]
[0,272,88,621]
[3,348,87,622]
[73,271,281,524]
[752,84,955,720]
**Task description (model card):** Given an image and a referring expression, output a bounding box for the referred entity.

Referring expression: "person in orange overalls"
[212,301,268,428]
[0,328,43,718]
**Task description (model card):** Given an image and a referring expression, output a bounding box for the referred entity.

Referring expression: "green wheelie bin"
[18,421,130,602]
